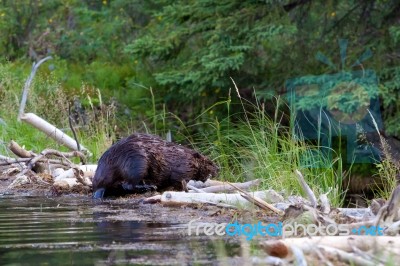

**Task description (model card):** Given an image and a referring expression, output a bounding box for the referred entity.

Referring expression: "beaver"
[92,133,219,198]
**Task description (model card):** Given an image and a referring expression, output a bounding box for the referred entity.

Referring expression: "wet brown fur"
[92,133,219,197]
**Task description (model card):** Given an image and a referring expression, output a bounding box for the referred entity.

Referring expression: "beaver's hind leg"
[119,153,150,193]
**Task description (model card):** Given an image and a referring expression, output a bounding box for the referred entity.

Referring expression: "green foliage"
[176,93,346,206]
[0,0,150,62]
[2,0,400,204]
[126,0,295,106]
[0,62,117,161]
[2,0,400,136]
[379,67,400,137]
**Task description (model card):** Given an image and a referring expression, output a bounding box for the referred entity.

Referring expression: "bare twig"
[187,184,205,193]
[18,56,52,121]
[188,179,259,189]
[295,169,317,208]
[68,102,81,152]
[0,154,16,162]
[0,156,71,167]
[19,149,86,176]
[229,182,284,216]
[347,238,386,265]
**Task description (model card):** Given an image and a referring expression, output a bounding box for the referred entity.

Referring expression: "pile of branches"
[154,170,400,265]
[0,140,93,194]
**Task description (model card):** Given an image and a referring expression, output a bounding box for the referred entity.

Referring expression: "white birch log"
[190,179,261,193]
[160,190,284,207]
[20,113,91,155]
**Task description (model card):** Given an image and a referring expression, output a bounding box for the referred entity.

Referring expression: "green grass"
[149,81,349,207]
[0,62,352,207]
[0,62,116,162]
[368,111,400,200]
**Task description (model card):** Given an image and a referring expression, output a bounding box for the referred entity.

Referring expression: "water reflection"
[0,196,236,265]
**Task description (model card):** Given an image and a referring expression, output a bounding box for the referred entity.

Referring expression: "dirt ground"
[0,167,281,225]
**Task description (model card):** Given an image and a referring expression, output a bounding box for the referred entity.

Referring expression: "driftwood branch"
[17,149,86,176]
[186,184,205,193]
[229,182,284,216]
[189,179,260,193]
[295,169,317,207]
[8,140,36,158]
[160,190,284,207]
[18,56,52,121]
[375,184,400,227]
[0,154,16,162]
[188,179,230,188]
[20,113,91,154]
[0,156,73,167]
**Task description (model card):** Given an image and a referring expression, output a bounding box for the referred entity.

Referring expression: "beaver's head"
[194,152,219,181]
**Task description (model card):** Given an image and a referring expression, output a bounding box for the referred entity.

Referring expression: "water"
[0,196,237,265]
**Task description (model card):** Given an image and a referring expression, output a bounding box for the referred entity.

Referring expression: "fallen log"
[189,179,260,193]
[160,190,284,208]
[188,179,228,188]
[229,182,284,216]
[20,113,91,155]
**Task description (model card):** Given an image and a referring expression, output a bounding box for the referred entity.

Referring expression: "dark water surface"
[0,196,237,265]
